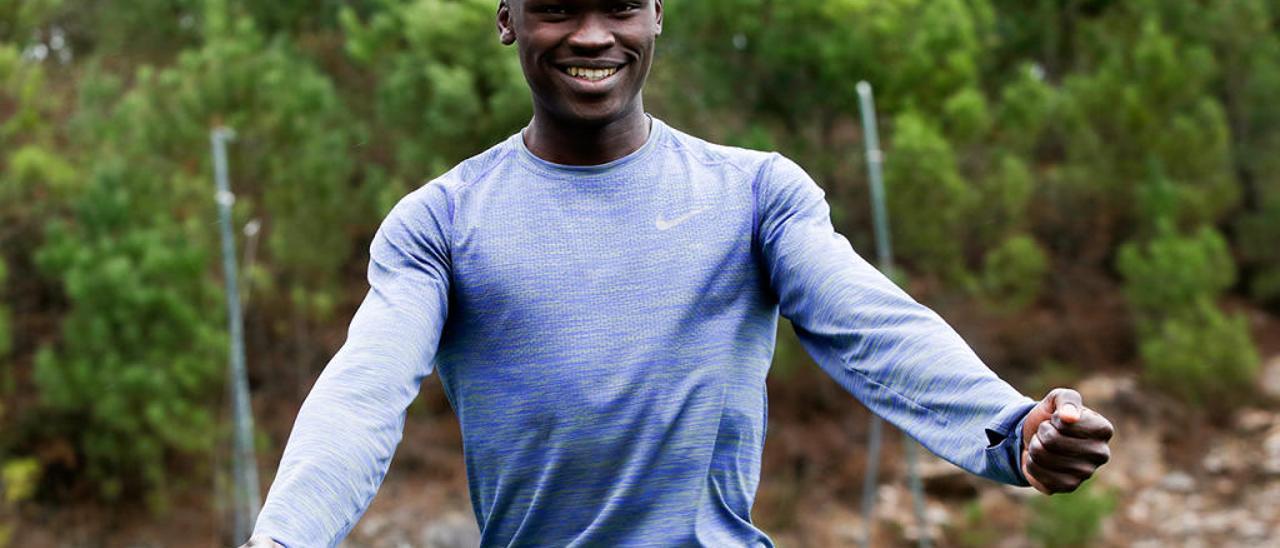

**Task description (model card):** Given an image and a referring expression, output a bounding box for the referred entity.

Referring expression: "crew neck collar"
[514,114,665,180]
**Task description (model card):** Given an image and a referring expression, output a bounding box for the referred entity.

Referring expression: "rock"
[1160,471,1195,493]
[1103,421,1165,491]
[1262,424,1280,475]
[359,514,390,539]
[1262,354,1280,400]
[419,512,480,548]
[1238,519,1267,540]
[918,453,977,498]
[1075,374,1137,408]
[1235,408,1275,433]
[1201,442,1246,475]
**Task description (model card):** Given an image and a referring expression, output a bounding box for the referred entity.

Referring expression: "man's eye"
[536,5,569,15]
[611,3,641,14]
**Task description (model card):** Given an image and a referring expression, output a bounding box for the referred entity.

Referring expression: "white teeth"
[566,66,619,81]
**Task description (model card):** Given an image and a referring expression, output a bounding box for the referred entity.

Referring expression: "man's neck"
[523,106,651,166]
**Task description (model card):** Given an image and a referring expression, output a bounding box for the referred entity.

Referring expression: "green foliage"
[0,457,40,547]
[1118,223,1258,407]
[34,158,225,502]
[34,0,202,58]
[0,44,52,146]
[948,500,1002,548]
[341,0,529,178]
[1027,479,1117,548]
[0,0,1276,529]
[980,234,1049,312]
[1024,360,1082,398]
[0,259,9,361]
[1117,223,1235,323]
[1237,196,1280,304]
[1139,301,1260,409]
[0,459,38,506]
[885,110,977,280]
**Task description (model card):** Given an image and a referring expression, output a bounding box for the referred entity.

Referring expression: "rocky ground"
[10,356,1278,547]
[341,357,1280,548]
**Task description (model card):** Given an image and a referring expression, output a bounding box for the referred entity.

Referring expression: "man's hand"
[1021,388,1115,494]
[239,534,283,548]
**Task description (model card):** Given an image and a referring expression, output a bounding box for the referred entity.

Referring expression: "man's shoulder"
[435,133,521,190]
[393,133,520,214]
[659,119,777,176]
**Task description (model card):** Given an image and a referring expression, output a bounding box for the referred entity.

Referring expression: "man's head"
[497,0,663,126]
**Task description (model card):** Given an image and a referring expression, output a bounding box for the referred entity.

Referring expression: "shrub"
[885,110,978,281]
[1139,301,1260,409]
[0,457,40,548]
[34,162,225,503]
[980,234,1049,312]
[1118,222,1259,407]
[1027,479,1117,548]
[1116,222,1235,325]
[0,259,9,361]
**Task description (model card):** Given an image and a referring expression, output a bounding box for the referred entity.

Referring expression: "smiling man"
[243,1,1115,546]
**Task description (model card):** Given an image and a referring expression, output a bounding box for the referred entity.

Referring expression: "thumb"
[1049,388,1084,424]
[1021,388,1084,450]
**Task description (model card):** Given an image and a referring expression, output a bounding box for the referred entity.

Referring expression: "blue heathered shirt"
[253,116,1037,547]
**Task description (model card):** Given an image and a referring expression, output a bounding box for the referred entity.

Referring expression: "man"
[244,1,1115,546]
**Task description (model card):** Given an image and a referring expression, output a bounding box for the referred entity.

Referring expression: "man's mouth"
[560,65,623,82]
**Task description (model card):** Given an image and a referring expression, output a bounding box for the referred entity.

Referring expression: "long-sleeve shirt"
[251,116,1036,547]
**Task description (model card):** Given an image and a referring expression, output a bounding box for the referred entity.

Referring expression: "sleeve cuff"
[1010,409,1032,487]
[982,398,1036,487]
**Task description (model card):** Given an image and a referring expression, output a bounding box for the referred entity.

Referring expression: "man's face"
[498,0,663,126]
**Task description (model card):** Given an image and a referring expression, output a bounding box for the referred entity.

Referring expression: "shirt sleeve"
[251,181,454,546]
[755,153,1035,486]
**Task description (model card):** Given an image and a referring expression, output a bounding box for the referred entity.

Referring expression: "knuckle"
[1101,421,1116,441]
[1039,428,1063,450]
[1030,433,1047,454]
[1026,447,1043,467]
[1096,445,1111,465]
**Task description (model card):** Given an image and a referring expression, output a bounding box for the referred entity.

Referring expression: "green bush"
[0,457,40,548]
[980,233,1049,312]
[0,259,9,361]
[1140,301,1259,409]
[1118,223,1258,407]
[1027,479,1117,548]
[948,500,1002,548]
[1117,222,1235,325]
[885,110,977,281]
[340,0,530,179]
[1238,195,1280,305]
[34,159,225,504]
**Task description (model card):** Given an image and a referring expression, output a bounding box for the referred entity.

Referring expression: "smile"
[561,65,622,82]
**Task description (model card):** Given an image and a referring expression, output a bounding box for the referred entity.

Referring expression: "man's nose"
[567,13,615,51]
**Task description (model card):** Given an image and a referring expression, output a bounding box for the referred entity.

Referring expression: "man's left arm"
[754,153,1112,491]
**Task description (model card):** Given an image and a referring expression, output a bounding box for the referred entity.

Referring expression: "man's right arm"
[246,182,454,547]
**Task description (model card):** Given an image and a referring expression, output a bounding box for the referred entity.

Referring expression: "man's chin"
[556,100,637,127]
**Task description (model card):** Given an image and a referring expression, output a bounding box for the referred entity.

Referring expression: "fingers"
[1031,422,1110,467]
[1024,456,1087,493]
[1049,387,1084,423]
[1050,407,1116,441]
[1022,457,1051,495]
[1023,417,1111,495]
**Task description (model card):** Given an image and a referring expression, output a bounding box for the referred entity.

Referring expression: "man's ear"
[654,0,664,35]
[497,0,516,45]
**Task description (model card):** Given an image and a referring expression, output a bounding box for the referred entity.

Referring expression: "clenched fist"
[1021,388,1115,494]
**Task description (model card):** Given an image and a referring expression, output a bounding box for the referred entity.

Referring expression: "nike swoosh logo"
[655,207,707,231]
